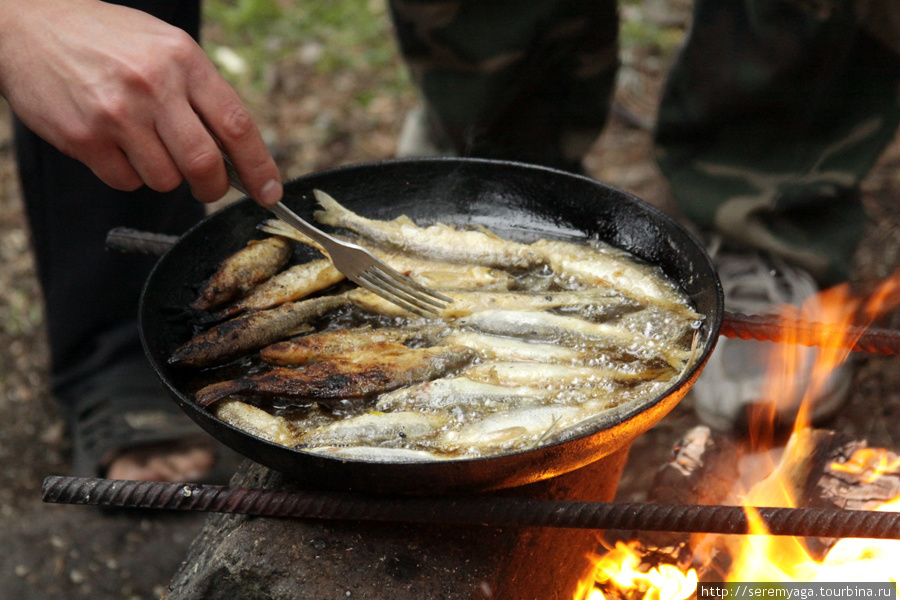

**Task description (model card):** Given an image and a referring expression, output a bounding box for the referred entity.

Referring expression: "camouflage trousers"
[389,0,900,285]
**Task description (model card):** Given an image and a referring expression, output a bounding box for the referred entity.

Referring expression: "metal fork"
[221,155,452,316]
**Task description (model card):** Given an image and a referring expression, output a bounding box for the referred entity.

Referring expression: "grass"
[201,0,684,95]
[202,0,409,94]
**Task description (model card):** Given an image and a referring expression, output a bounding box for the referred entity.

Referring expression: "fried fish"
[191,236,293,311]
[346,288,628,319]
[298,411,447,447]
[313,190,545,269]
[259,325,443,366]
[262,219,515,291]
[194,343,476,406]
[213,399,302,447]
[458,309,690,369]
[532,238,700,318]
[170,294,348,368]
[215,258,344,318]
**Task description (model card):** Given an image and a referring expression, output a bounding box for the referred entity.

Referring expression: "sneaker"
[691,239,853,433]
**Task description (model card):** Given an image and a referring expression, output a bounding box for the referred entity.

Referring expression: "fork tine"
[356,272,441,317]
[368,258,455,304]
[365,267,450,310]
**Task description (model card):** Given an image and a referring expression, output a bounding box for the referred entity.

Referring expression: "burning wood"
[576,428,900,599]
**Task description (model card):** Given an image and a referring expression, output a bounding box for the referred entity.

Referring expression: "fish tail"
[195,379,252,407]
[312,189,348,227]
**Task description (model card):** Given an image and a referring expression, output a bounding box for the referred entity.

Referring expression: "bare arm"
[0,0,283,205]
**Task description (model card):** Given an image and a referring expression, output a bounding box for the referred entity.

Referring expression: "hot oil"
[187,224,701,461]
[245,253,696,460]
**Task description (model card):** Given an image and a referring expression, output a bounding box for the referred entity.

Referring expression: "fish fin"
[312,189,346,226]
[393,214,417,226]
[532,414,564,448]
[259,219,327,254]
[475,224,505,240]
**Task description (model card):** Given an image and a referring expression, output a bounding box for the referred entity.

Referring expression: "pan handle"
[105,227,178,256]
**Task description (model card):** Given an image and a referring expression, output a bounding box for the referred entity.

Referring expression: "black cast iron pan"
[140,157,724,495]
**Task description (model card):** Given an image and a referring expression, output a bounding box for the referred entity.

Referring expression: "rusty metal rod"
[42,476,900,539]
[722,311,900,355]
[105,227,178,256]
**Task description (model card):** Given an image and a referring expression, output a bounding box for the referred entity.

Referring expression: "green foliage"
[620,17,684,57]
[203,0,407,92]
[207,0,283,32]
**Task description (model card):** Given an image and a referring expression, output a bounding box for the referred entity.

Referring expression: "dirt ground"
[3,9,900,600]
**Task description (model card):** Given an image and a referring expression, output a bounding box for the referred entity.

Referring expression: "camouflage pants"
[389,0,900,285]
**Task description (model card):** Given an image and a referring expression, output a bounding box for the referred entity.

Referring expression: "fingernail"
[260,179,283,206]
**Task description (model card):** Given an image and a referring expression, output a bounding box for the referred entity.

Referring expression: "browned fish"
[259,325,443,366]
[169,295,347,368]
[215,258,345,318]
[191,236,294,311]
[194,343,476,406]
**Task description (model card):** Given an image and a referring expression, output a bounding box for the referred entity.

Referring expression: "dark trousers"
[15,0,205,410]
[390,0,900,285]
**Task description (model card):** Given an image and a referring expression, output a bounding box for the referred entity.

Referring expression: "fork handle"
[220,152,340,250]
[266,201,340,250]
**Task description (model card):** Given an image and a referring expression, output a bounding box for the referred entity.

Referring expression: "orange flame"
[728,494,900,584]
[575,541,697,600]
[740,270,900,451]
[574,271,900,598]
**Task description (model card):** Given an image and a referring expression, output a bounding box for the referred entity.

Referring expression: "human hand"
[0,0,282,205]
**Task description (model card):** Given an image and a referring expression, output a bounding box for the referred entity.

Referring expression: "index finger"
[189,70,282,206]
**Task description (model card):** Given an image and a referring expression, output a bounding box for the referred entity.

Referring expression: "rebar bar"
[721,311,900,355]
[42,476,900,539]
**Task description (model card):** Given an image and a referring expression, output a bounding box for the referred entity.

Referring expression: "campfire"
[574,274,900,599]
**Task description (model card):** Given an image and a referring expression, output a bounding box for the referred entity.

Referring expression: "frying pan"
[140,157,724,495]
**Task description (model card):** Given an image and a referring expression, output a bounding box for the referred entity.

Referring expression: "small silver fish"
[531,238,700,318]
[347,288,625,319]
[461,361,667,387]
[313,190,545,269]
[441,405,583,452]
[458,310,690,369]
[304,445,443,462]
[441,330,582,364]
[375,376,550,413]
[298,411,447,447]
[262,218,515,291]
[213,399,302,447]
